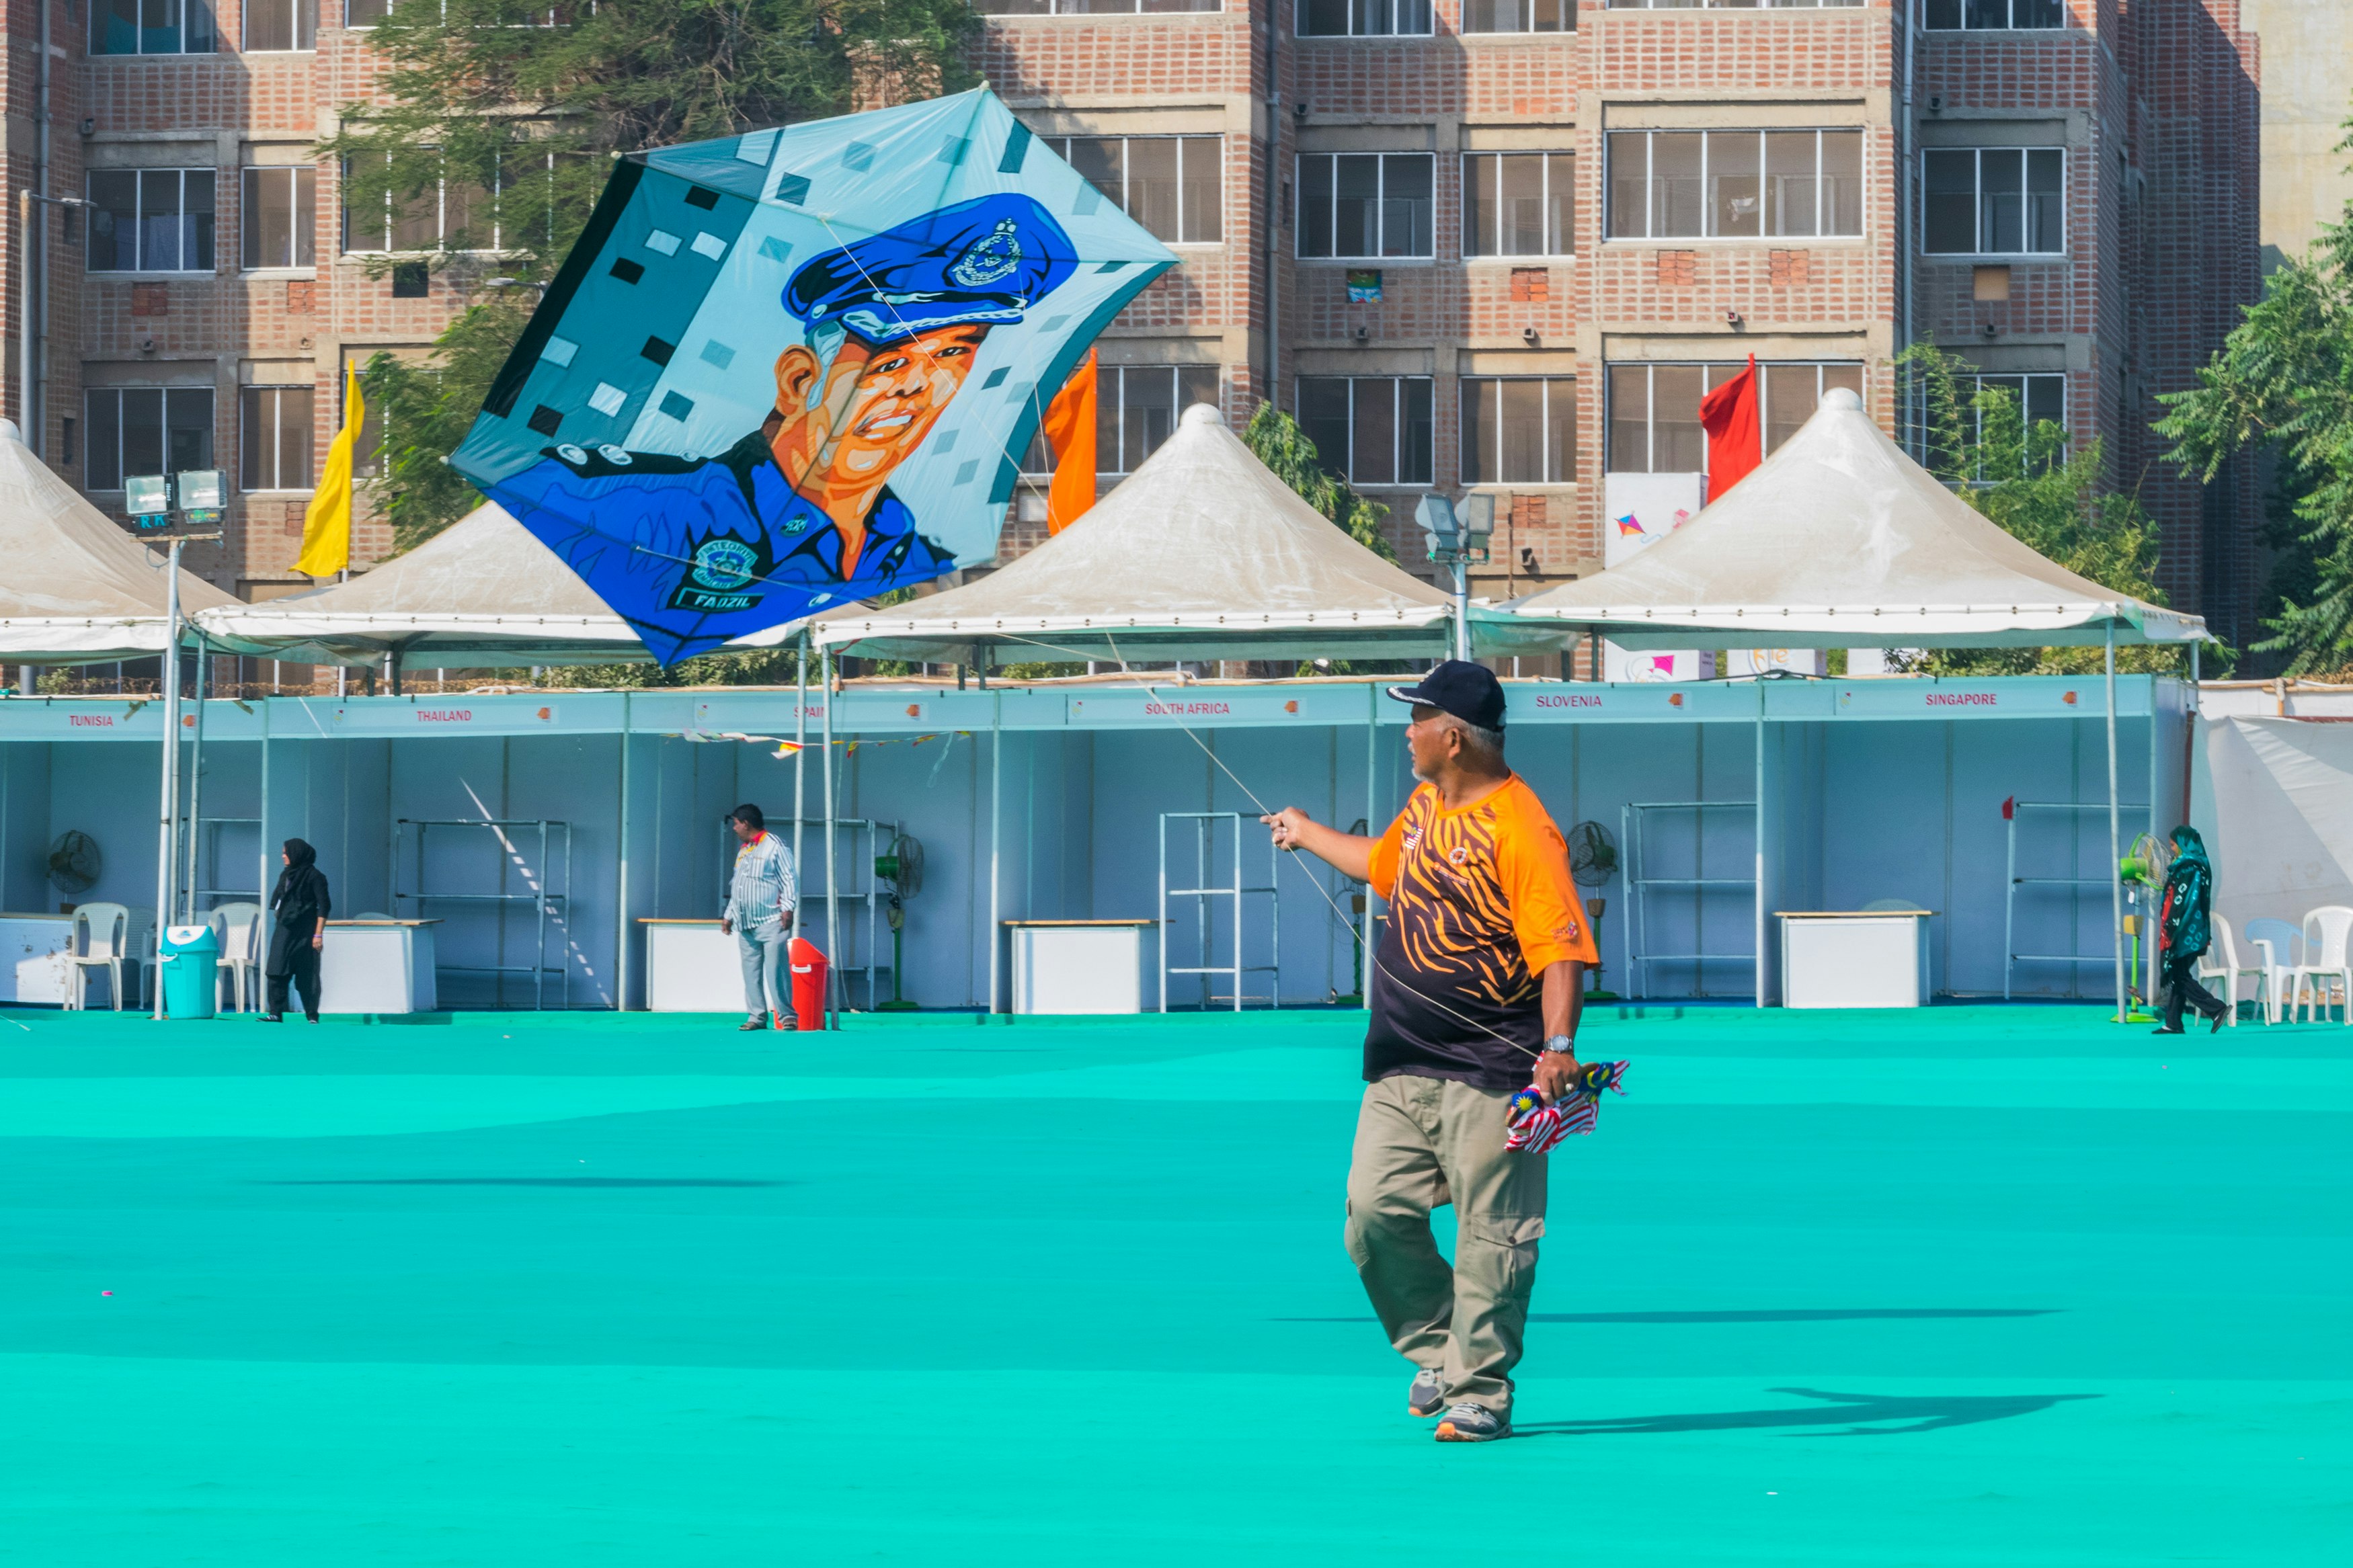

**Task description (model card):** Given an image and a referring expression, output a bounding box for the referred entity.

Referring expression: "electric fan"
[2118,831,2173,1023]
[47,831,101,896]
[1564,820,1620,1001]
[873,833,925,1012]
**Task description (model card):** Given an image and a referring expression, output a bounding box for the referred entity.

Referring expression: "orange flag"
[1041,350,1098,534]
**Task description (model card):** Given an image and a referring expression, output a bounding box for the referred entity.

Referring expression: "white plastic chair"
[2243,918,2303,1026]
[2288,906,2353,1025]
[65,903,130,1011]
[212,903,264,1013]
[2196,915,2266,1027]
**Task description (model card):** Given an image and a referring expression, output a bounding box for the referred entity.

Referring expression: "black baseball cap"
[1387,660,1506,730]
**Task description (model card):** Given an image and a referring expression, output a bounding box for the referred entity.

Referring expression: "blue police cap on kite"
[785,193,1077,346]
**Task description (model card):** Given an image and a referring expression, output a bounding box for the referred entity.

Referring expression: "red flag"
[1041,350,1098,535]
[1699,356,1762,501]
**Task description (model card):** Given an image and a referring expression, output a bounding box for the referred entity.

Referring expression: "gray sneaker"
[1408,1366,1445,1417]
[1434,1402,1509,1442]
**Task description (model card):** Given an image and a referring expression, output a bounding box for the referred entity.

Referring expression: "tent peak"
[0,419,20,442]
[1821,387,1864,412]
[1180,403,1222,429]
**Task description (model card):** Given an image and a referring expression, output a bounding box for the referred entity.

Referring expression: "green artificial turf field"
[0,1003,2346,1565]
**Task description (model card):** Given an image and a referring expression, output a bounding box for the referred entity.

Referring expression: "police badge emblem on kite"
[450,90,1178,665]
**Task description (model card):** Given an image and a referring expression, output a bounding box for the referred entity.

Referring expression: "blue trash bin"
[159,924,221,1020]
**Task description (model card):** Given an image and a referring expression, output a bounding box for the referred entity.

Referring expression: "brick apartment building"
[0,0,2265,652]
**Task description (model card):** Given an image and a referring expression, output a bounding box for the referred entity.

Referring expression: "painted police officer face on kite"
[768,321,991,522]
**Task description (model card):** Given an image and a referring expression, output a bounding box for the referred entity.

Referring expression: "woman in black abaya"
[263,838,331,1023]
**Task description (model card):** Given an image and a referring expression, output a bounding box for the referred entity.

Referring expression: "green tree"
[2156,210,2353,676]
[325,0,977,553]
[1895,343,2188,675]
[1242,401,1399,563]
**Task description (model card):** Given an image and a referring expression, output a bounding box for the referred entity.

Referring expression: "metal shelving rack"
[1621,800,1756,999]
[754,817,896,1012]
[393,818,573,1009]
[2003,800,2135,1001]
[1158,812,1279,1011]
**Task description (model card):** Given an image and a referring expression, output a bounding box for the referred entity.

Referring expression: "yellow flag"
[294,366,364,577]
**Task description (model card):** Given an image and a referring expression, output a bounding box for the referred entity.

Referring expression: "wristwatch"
[1541,1034,1576,1057]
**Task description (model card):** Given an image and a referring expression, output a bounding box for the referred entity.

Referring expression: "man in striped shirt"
[721,803,798,1032]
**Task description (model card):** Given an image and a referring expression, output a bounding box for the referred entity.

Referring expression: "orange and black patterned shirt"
[1364,774,1599,1089]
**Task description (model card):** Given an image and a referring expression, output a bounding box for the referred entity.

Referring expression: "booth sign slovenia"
[448,91,1177,666]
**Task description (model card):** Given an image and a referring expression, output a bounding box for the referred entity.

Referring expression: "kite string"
[981,629,1551,1064]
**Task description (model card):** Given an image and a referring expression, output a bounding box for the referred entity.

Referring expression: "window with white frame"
[83,388,215,491]
[87,171,216,274]
[346,0,392,21]
[1607,130,1863,240]
[1298,153,1435,259]
[1298,0,1431,38]
[1296,377,1433,487]
[90,0,216,53]
[1923,148,2063,255]
[1042,136,1222,245]
[1021,366,1220,477]
[1611,0,1859,8]
[242,167,317,270]
[243,0,315,50]
[1607,362,1862,473]
[342,154,505,253]
[1923,0,2066,28]
[1464,153,1574,257]
[1462,0,1572,31]
[1968,372,2063,435]
[1462,378,1576,485]
[973,0,1218,11]
[241,386,315,491]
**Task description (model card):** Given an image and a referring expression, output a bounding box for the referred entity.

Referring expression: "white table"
[1006,921,1154,1015]
[1778,911,1935,1008]
[0,913,76,1005]
[319,921,440,1014]
[642,919,745,1013]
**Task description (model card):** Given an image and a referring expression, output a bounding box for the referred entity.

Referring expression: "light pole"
[1415,493,1494,661]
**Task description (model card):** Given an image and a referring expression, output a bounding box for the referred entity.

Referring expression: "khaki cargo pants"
[1345,1074,1547,1419]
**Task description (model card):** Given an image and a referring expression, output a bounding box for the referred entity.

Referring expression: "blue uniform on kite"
[495,192,1077,665]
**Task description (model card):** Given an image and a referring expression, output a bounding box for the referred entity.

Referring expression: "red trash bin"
[789,938,830,1031]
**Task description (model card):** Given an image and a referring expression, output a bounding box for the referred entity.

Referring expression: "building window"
[1611,0,1859,7]
[1923,0,2066,28]
[84,388,215,491]
[1298,0,1432,38]
[1607,130,1864,241]
[241,386,315,491]
[1042,137,1222,245]
[1464,153,1574,258]
[1462,0,1572,30]
[1021,366,1220,477]
[342,154,503,253]
[1297,153,1435,259]
[1462,378,1576,485]
[90,0,216,54]
[242,167,317,270]
[1296,377,1434,487]
[1607,362,1862,474]
[87,171,216,274]
[243,0,315,50]
[971,0,1217,11]
[1923,149,2064,255]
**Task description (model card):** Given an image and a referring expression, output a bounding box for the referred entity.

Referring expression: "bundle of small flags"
[1504,1059,1630,1154]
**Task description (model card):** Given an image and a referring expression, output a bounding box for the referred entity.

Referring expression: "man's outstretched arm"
[1261,807,1378,884]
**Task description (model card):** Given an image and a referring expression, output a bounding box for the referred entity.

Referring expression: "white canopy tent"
[1488,388,2210,1016]
[0,417,234,662]
[194,501,655,676]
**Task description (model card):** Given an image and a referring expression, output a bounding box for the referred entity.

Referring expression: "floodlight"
[124,474,171,521]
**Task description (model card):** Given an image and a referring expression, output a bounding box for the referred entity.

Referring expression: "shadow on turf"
[1281,1309,2059,1325]
[1517,1387,2098,1438]
[256,1178,793,1188]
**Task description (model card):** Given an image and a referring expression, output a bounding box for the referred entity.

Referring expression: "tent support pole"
[182,632,209,921]
[988,691,1002,1015]
[793,630,808,941]
[2105,626,2125,1024]
[821,642,838,1026]
[1363,681,1375,1012]
[153,538,184,1017]
[616,691,632,1011]
[1755,679,1767,1008]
